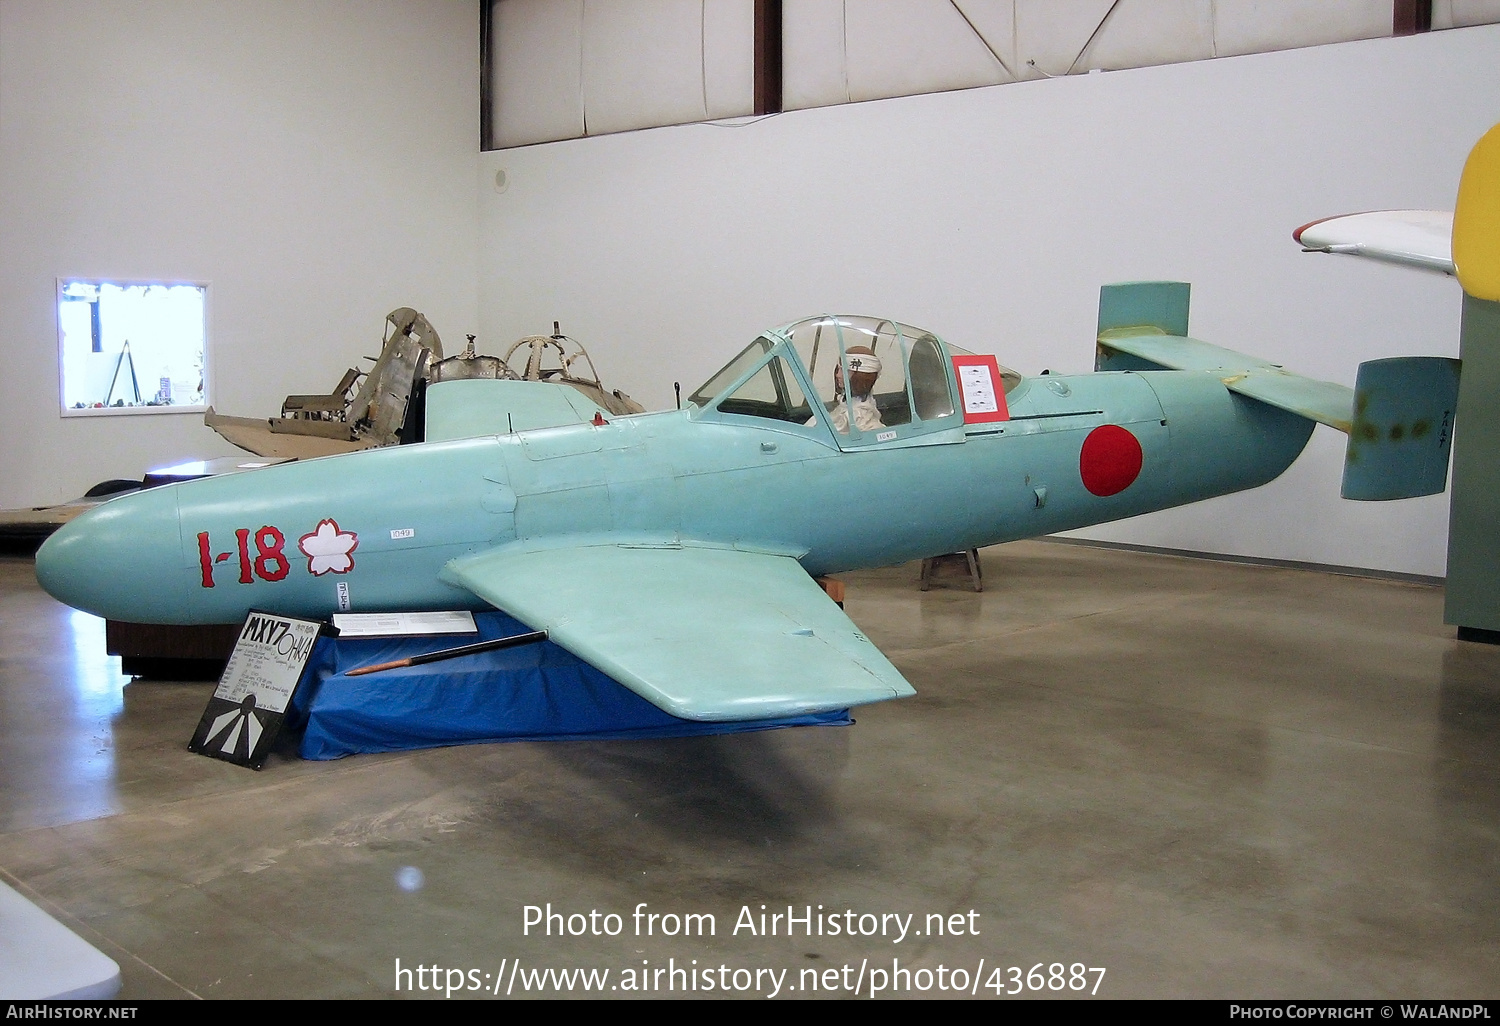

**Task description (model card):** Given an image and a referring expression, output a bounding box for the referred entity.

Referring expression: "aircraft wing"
[1293,210,1454,276]
[441,543,915,721]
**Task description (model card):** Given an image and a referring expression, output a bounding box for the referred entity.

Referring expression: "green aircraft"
[34,282,1459,723]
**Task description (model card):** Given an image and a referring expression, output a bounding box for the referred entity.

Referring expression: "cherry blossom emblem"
[298,519,358,576]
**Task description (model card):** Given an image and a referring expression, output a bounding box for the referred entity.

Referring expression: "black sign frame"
[188,610,326,769]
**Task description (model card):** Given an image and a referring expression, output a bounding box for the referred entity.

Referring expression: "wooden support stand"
[105,621,241,680]
[920,549,983,592]
[815,576,845,607]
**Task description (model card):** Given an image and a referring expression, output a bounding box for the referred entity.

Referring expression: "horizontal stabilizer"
[1342,357,1460,500]
[1096,284,1461,500]
[1096,330,1355,433]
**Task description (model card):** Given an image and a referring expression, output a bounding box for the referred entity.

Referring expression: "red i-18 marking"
[197,526,290,587]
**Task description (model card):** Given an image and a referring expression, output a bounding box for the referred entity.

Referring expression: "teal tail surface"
[1095,281,1459,500]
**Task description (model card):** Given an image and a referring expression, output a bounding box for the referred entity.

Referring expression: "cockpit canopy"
[688,316,1020,447]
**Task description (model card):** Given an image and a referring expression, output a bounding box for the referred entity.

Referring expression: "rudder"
[1341,357,1460,500]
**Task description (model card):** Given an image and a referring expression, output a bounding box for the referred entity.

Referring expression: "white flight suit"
[825,394,883,434]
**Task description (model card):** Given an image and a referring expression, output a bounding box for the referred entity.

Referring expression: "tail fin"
[1095,281,1191,374]
[1095,281,1459,499]
[1097,280,1191,338]
[1342,357,1460,500]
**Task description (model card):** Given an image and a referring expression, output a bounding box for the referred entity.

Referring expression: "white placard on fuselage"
[959,363,999,415]
[331,610,478,638]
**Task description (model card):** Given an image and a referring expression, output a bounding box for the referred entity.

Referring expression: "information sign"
[952,354,1011,424]
[188,611,324,769]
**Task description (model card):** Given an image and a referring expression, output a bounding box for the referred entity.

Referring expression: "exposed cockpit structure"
[206,313,643,459]
[493,326,644,417]
[205,307,441,459]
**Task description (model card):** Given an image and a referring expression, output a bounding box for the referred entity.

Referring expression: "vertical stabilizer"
[1096,281,1192,372]
[1097,281,1191,338]
[1341,357,1459,500]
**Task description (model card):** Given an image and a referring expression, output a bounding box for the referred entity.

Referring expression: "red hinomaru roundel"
[1079,425,1143,497]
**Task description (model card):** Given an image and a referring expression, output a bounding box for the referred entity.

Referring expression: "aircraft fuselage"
[35,368,1314,625]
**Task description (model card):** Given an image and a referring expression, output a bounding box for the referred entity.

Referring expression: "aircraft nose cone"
[35,487,187,622]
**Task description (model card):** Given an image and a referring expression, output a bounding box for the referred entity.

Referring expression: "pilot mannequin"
[814,345,884,434]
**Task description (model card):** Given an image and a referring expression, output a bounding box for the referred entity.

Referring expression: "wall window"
[57,281,208,416]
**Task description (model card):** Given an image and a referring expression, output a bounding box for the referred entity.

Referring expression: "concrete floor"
[1,540,1497,1000]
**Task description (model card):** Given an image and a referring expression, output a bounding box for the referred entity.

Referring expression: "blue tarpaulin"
[286,612,850,759]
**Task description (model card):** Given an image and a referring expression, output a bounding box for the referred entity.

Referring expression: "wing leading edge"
[440,543,915,721]
[1293,210,1455,276]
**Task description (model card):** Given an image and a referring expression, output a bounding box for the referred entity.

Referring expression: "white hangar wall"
[0,0,480,509]
[1,3,1492,580]
[477,24,1500,578]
